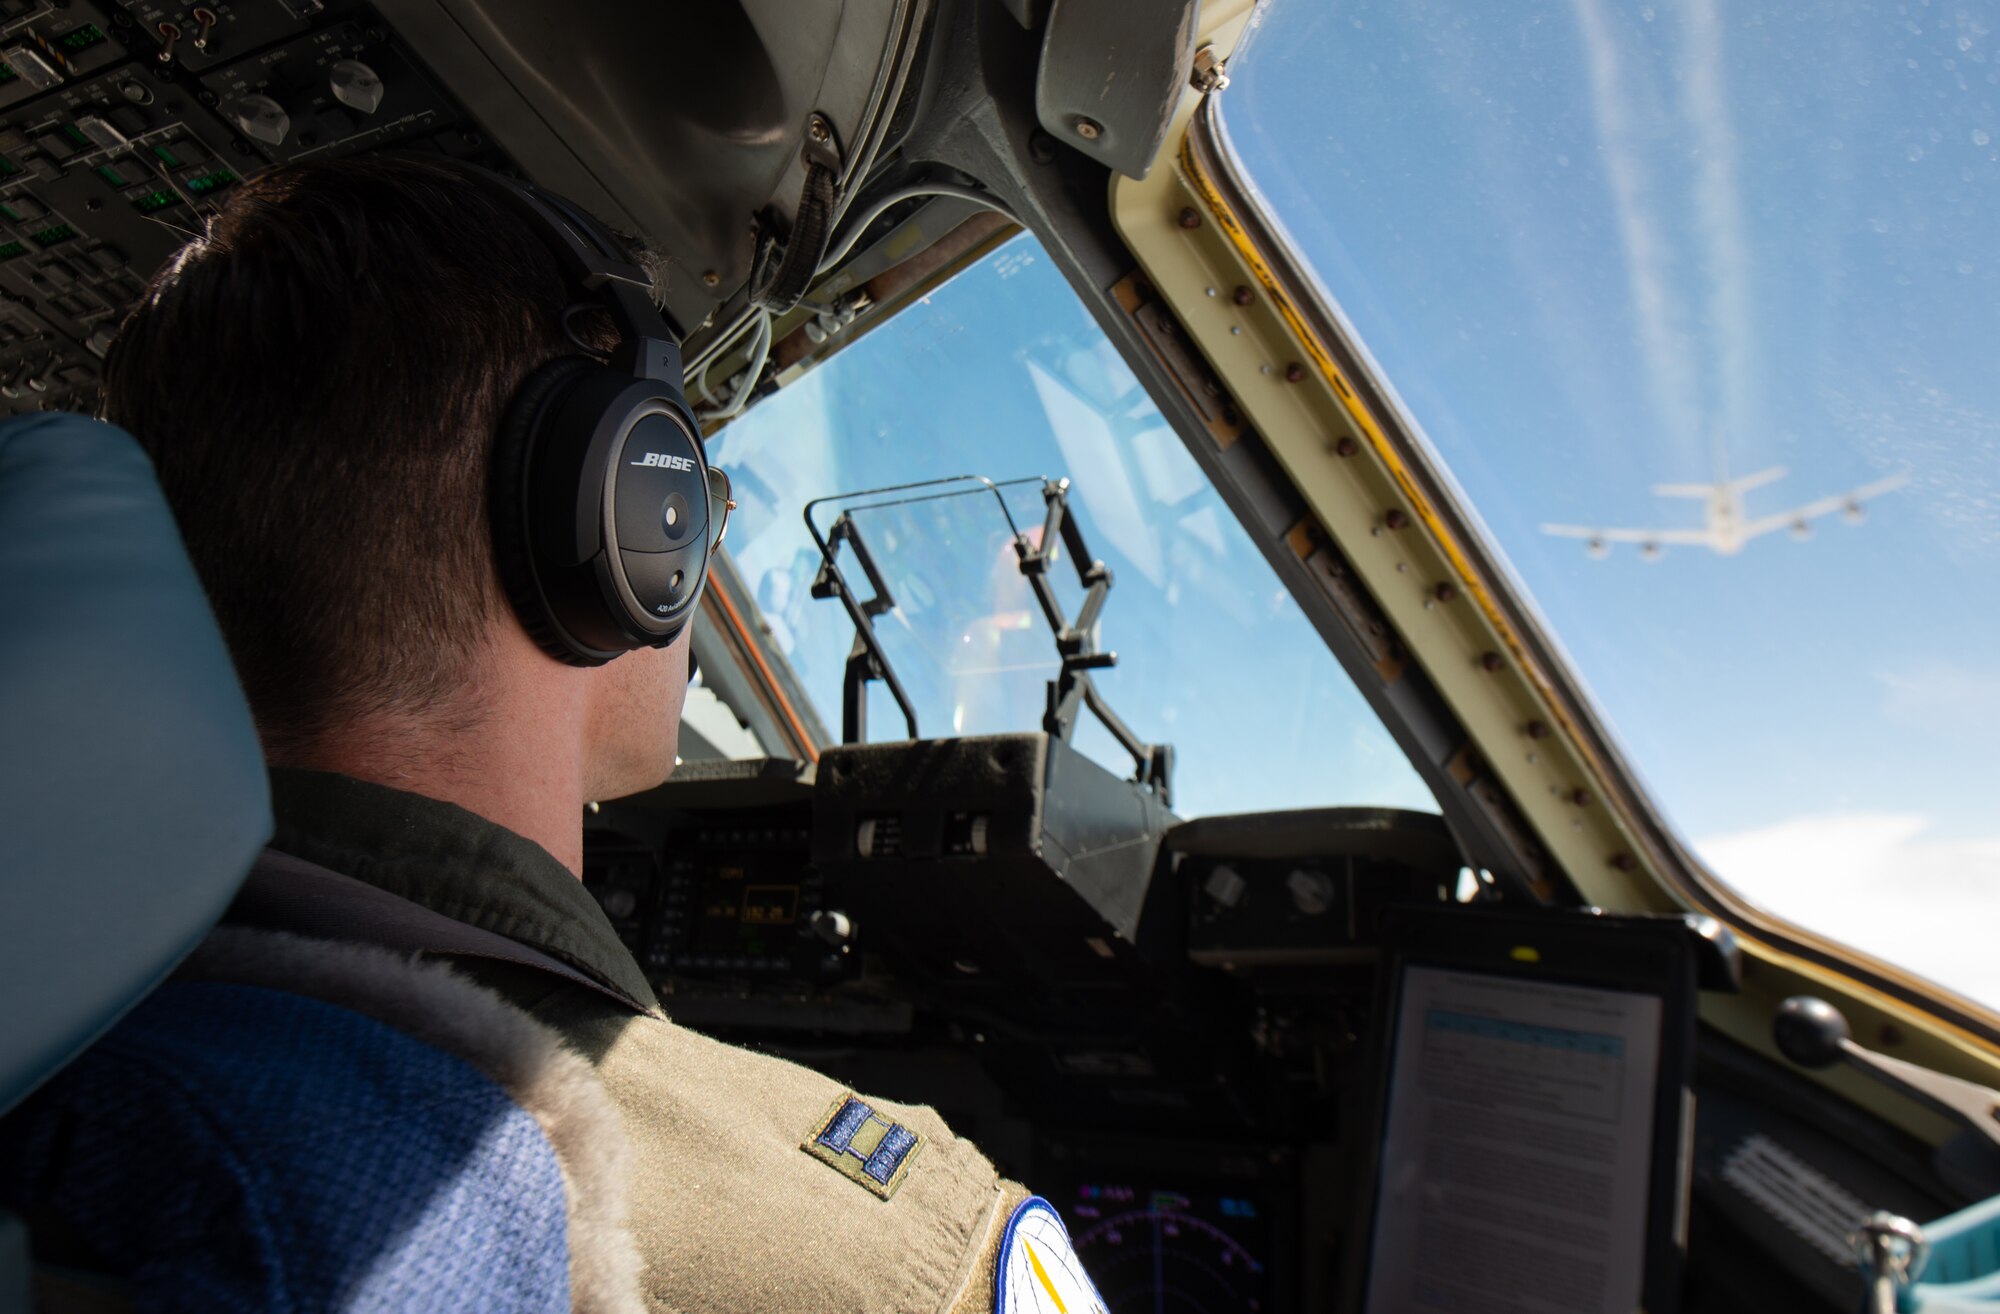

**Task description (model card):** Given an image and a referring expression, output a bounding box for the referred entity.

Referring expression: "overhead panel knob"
[328,59,383,114]
[233,94,289,146]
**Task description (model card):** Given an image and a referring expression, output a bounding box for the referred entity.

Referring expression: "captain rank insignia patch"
[996,1197,1107,1314]
[801,1092,925,1199]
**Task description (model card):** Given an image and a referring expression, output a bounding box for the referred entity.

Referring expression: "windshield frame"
[1183,41,2000,1043]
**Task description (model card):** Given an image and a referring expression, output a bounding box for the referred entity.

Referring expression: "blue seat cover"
[0,413,270,1115]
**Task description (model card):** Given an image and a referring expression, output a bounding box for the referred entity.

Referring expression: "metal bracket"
[1190,44,1229,95]
[1851,1212,1926,1314]
[1016,477,1173,805]
[806,505,913,745]
[805,475,1174,803]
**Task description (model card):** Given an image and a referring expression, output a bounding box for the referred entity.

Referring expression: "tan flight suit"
[532,989,1026,1312]
[250,768,1032,1314]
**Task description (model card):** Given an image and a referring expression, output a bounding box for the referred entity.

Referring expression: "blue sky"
[714,241,1435,821]
[1219,0,2000,999]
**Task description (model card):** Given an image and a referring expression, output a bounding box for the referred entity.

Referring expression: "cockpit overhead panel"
[0,1,507,417]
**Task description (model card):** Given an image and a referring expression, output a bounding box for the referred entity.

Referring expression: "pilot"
[92,154,1099,1313]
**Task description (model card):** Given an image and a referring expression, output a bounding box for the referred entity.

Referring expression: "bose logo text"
[630,452,696,471]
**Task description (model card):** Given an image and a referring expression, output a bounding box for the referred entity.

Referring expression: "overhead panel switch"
[75,117,127,150]
[1,46,62,92]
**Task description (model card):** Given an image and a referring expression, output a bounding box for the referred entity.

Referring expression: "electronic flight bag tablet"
[1355,906,1701,1314]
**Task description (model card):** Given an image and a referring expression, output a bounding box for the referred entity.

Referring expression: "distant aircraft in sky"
[1541,463,1910,561]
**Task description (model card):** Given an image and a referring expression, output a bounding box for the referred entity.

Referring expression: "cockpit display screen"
[648,817,837,979]
[1064,1182,1271,1312]
[685,855,803,963]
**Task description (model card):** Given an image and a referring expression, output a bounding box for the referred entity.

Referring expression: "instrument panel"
[589,802,843,985]
[586,745,1988,1314]
[586,741,1464,1312]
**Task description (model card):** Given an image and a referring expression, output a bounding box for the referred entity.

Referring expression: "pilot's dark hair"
[101,154,643,759]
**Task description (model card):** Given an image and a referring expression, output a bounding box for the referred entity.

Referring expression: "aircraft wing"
[1742,472,1910,541]
[1725,466,1789,495]
[1540,524,1718,546]
[1652,466,1787,499]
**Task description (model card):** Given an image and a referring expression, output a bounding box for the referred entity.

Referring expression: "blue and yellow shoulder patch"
[997,1196,1107,1314]
[801,1092,925,1199]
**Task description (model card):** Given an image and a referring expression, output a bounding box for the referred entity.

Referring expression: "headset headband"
[466,164,687,388]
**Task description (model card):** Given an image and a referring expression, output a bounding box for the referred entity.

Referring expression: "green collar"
[267,767,656,1009]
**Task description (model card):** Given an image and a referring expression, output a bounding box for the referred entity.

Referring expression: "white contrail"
[1683,0,1756,474]
[1570,0,1703,453]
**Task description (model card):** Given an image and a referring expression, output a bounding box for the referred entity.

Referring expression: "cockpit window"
[711,233,1436,819]
[1215,2,2000,1000]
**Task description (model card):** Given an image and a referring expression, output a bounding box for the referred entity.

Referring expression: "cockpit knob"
[233,94,289,146]
[810,910,853,947]
[1286,868,1335,916]
[1203,864,1247,909]
[329,59,384,114]
[1775,995,1852,1069]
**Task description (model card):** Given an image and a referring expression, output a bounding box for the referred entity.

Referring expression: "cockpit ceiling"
[379,0,927,332]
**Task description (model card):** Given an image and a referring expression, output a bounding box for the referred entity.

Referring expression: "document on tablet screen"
[1364,966,1663,1314]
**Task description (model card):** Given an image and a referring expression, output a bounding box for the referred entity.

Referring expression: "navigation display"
[1066,1182,1271,1313]
[1364,966,1664,1314]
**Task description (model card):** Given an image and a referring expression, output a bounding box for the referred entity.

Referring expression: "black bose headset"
[478,166,730,666]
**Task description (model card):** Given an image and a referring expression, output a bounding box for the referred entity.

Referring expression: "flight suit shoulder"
[593,1010,1032,1313]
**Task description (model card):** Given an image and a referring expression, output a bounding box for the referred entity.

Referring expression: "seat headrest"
[0,413,270,1116]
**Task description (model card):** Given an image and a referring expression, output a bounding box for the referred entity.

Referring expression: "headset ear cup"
[491,355,608,666]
